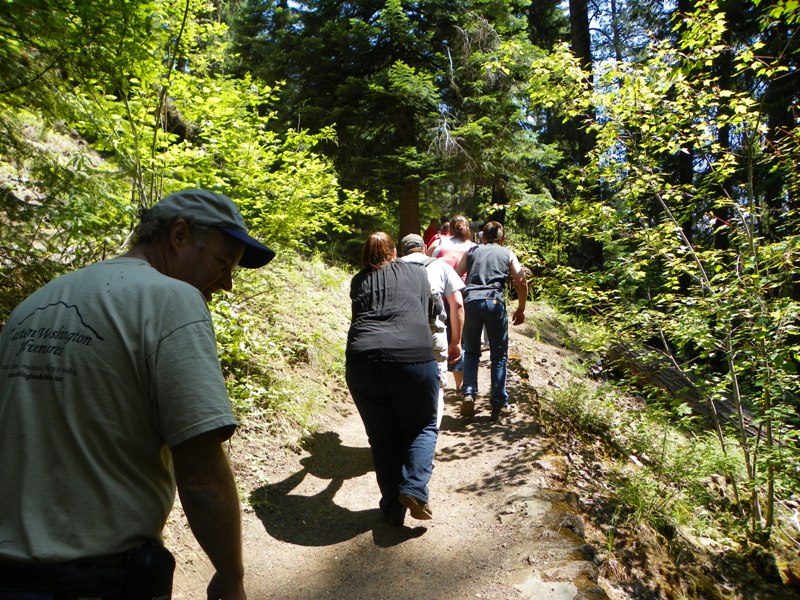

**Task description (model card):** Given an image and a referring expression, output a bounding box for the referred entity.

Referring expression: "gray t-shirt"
[0,257,237,561]
[463,244,513,303]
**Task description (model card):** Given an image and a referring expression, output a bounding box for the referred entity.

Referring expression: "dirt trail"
[168,318,607,599]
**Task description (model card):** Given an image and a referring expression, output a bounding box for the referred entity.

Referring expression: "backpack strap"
[409,257,444,331]
[420,256,437,268]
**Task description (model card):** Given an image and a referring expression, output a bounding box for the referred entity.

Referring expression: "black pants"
[0,558,126,599]
[0,543,174,600]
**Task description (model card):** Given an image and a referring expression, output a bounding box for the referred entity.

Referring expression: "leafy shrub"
[546,382,615,437]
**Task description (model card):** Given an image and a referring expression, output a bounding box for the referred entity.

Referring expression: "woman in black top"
[346,232,439,526]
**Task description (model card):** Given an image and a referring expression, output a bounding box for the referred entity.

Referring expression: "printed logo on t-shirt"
[3,301,103,382]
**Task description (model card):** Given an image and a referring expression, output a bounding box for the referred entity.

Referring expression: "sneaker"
[399,495,433,520]
[490,403,516,420]
[460,395,476,417]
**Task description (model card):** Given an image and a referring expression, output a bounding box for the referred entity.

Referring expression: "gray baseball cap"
[400,233,425,254]
[150,188,275,268]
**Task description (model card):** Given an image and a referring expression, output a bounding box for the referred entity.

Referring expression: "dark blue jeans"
[461,298,509,407]
[345,360,439,518]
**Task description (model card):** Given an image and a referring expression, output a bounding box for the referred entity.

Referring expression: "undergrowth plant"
[210,251,351,444]
[528,0,800,539]
[542,380,746,540]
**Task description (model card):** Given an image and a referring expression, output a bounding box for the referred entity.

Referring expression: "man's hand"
[512,307,525,326]
[447,342,462,364]
[207,572,246,600]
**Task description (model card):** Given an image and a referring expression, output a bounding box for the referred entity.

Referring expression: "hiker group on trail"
[0,196,527,598]
[345,219,528,528]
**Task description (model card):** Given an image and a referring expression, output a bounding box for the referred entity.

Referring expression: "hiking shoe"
[490,403,516,420]
[460,395,475,418]
[399,495,433,520]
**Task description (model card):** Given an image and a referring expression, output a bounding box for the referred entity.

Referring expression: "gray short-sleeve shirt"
[0,258,237,561]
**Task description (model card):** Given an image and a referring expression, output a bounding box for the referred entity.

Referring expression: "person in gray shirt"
[0,189,274,600]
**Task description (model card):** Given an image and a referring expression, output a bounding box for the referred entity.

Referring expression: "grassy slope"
[214,251,354,448]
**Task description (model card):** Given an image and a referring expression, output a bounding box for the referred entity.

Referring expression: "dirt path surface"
[168,317,608,599]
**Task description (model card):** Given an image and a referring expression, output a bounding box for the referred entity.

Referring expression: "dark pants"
[0,559,126,600]
[0,543,174,600]
[462,298,509,407]
[346,360,439,519]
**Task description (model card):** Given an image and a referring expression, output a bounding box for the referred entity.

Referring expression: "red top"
[423,223,440,246]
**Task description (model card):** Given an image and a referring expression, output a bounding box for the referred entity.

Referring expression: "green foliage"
[0,110,134,322]
[233,0,562,233]
[545,382,616,437]
[525,0,800,538]
[0,0,370,317]
[377,61,438,110]
[433,16,560,220]
[612,427,746,535]
[62,5,367,241]
[209,252,352,440]
[232,0,453,233]
[158,74,369,250]
[539,377,746,538]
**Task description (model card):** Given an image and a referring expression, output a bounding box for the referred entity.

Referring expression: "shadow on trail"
[249,431,426,549]
[438,405,542,495]
[436,350,545,497]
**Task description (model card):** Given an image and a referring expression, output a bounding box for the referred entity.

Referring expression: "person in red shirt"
[427,222,451,249]
[422,218,440,246]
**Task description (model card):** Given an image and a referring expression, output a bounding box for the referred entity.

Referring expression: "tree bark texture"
[399,179,420,238]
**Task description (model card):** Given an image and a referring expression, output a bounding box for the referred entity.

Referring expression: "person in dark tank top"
[455,221,528,420]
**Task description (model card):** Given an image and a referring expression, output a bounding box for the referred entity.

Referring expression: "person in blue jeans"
[456,221,528,419]
[346,232,440,526]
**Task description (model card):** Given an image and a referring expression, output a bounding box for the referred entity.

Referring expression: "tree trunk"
[569,0,591,72]
[398,179,420,238]
[761,19,799,242]
[568,0,594,161]
[393,105,420,237]
[567,0,603,270]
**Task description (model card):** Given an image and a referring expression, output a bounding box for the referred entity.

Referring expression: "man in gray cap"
[0,189,273,600]
[398,233,464,426]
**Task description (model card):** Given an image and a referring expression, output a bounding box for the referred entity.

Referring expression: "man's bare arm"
[172,431,246,600]
[509,253,528,325]
[445,290,464,363]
